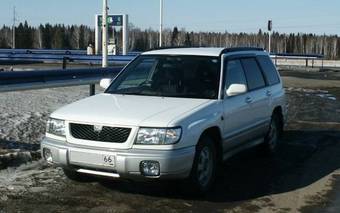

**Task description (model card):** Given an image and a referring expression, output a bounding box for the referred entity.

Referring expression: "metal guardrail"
[0,48,141,56]
[0,54,136,65]
[0,67,123,94]
[0,48,86,55]
[270,53,325,68]
[0,48,140,65]
[271,53,324,59]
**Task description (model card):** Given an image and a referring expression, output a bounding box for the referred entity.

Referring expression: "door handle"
[266,90,272,96]
[245,97,253,103]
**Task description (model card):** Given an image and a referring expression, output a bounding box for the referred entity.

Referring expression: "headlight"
[135,127,182,145]
[46,118,66,137]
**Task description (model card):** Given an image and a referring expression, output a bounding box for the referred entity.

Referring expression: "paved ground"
[0,69,340,212]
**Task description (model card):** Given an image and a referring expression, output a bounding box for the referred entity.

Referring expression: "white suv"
[41,47,287,192]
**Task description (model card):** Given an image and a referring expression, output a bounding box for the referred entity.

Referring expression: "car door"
[222,58,253,152]
[240,57,271,139]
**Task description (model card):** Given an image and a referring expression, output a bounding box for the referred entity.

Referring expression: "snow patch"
[0,161,63,195]
[0,86,91,144]
[286,87,337,101]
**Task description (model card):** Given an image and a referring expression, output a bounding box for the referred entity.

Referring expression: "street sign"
[98,15,123,27]
[112,15,123,26]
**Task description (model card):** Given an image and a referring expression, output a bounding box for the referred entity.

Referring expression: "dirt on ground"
[0,69,340,213]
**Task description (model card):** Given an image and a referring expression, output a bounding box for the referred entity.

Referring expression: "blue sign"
[98,15,123,27]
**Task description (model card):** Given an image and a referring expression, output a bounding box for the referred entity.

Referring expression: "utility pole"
[102,0,108,67]
[159,0,163,47]
[268,19,272,54]
[12,6,16,49]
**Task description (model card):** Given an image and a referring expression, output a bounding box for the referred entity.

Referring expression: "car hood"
[51,93,212,127]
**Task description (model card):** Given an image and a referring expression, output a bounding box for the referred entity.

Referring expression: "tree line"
[0,21,340,59]
[0,21,93,50]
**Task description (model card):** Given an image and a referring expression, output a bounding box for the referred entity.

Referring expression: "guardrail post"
[62,57,67,69]
[90,84,96,96]
[275,55,278,66]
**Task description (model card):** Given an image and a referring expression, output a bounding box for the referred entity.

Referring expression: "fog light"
[140,161,160,177]
[43,148,53,163]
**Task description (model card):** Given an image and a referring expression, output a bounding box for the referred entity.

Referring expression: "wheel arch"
[199,126,223,163]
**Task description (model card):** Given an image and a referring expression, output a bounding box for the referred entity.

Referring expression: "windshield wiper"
[111,91,160,96]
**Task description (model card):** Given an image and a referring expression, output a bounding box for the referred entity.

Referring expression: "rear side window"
[225,59,247,90]
[241,58,266,90]
[257,55,280,85]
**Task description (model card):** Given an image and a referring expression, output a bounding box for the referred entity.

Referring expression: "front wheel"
[189,135,217,194]
[261,113,281,154]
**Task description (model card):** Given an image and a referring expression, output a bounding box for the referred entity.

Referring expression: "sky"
[0,0,340,35]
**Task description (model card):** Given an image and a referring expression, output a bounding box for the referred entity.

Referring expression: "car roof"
[142,47,265,57]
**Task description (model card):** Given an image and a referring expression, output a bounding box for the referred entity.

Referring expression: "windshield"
[106,55,221,99]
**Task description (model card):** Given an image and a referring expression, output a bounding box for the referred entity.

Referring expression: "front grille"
[69,123,131,143]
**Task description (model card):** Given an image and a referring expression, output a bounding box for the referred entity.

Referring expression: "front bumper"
[41,137,195,180]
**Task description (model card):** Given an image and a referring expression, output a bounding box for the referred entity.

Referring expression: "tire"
[189,135,217,194]
[261,113,281,154]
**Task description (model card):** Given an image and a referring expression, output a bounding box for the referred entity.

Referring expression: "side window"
[257,55,280,85]
[225,59,247,90]
[241,58,266,90]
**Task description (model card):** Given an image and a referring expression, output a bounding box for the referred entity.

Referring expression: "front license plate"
[70,151,116,168]
[103,155,115,167]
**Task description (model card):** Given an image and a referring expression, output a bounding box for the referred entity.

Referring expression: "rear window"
[257,55,280,85]
[241,58,266,91]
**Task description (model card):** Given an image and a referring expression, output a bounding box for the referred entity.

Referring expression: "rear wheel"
[189,135,217,194]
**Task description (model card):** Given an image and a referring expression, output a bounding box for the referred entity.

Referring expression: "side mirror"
[226,84,247,97]
[100,78,112,90]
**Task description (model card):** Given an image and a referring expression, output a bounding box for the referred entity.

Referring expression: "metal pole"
[62,57,67,69]
[122,14,128,55]
[102,0,108,68]
[275,55,278,66]
[159,0,163,47]
[268,32,271,54]
[12,7,16,49]
[268,20,272,54]
[95,15,100,55]
[90,85,96,96]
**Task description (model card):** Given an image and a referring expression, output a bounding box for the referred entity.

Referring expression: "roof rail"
[146,45,204,52]
[221,47,264,55]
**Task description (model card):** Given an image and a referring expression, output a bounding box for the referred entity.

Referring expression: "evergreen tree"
[0,22,339,59]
